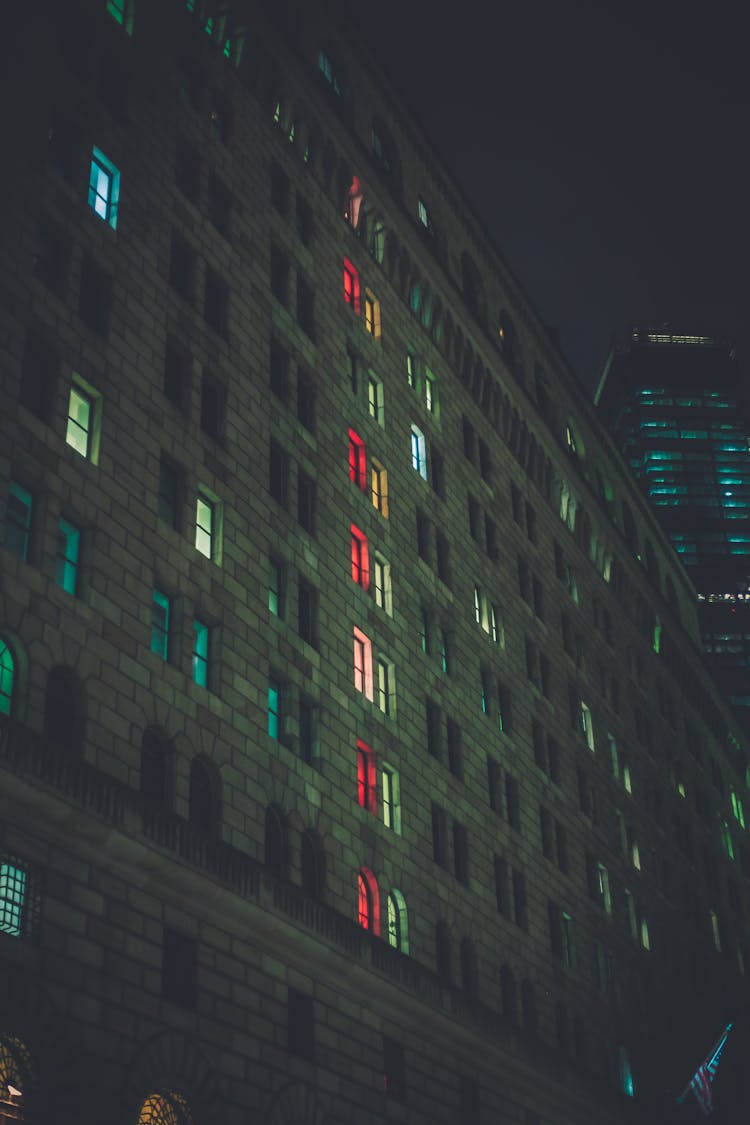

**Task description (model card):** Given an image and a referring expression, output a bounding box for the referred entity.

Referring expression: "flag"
[677,1023,733,1115]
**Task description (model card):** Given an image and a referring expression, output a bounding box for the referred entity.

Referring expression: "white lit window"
[376,657,394,715]
[353,627,373,701]
[88,147,120,229]
[368,372,384,426]
[580,701,595,751]
[382,765,401,833]
[596,862,612,914]
[373,554,392,615]
[195,493,219,560]
[410,425,427,480]
[66,382,100,462]
[406,351,418,390]
[425,368,438,415]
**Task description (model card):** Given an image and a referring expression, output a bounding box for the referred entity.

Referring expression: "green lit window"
[268,679,281,739]
[731,790,746,829]
[268,557,283,616]
[195,494,216,559]
[192,620,209,688]
[722,820,735,860]
[0,862,27,937]
[151,589,170,660]
[386,890,409,954]
[88,147,120,229]
[56,518,80,595]
[106,0,134,34]
[66,386,93,458]
[0,639,14,716]
[4,482,32,561]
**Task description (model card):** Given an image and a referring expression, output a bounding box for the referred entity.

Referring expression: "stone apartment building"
[1,2,749,1123]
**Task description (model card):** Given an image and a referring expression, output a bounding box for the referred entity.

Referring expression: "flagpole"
[676,1023,732,1113]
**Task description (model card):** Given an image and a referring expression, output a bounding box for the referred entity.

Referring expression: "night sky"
[356,2,746,393]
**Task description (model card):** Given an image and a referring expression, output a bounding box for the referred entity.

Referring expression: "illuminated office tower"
[2,5,750,1125]
[596,331,750,723]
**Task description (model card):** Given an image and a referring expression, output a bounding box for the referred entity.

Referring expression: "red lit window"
[346,176,364,229]
[357,740,377,813]
[351,525,370,589]
[349,428,367,490]
[358,867,379,933]
[343,258,361,314]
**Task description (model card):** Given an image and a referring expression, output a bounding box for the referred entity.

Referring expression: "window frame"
[88,146,121,229]
[56,517,80,595]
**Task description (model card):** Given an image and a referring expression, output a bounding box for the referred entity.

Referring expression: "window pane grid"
[5,482,32,560]
[0,856,39,939]
[195,496,214,558]
[192,620,209,687]
[56,518,80,594]
[66,387,92,457]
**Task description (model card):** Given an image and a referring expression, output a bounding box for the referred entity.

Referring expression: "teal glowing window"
[4,481,32,561]
[55,518,80,595]
[0,639,14,716]
[106,0,134,33]
[88,147,120,229]
[192,620,209,687]
[318,49,341,96]
[151,589,170,660]
[66,386,93,458]
[268,680,281,739]
[0,862,26,937]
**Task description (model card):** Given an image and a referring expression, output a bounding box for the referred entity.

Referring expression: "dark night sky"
[355,2,746,393]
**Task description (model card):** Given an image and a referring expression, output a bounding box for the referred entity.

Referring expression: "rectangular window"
[431,803,447,867]
[88,147,120,228]
[296,194,312,245]
[297,470,316,534]
[270,244,289,305]
[268,557,284,616]
[453,822,469,884]
[296,277,315,338]
[357,740,377,813]
[364,289,381,338]
[297,368,315,430]
[512,869,527,929]
[162,928,197,1008]
[436,531,449,584]
[383,1038,406,1101]
[192,620,210,687]
[351,525,370,589]
[343,258,361,314]
[34,217,68,296]
[297,577,318,648]
[410,424,428,480]
[270,338,289,400]
[353,628,373,701]
[208,172,231,236]
[158,456,182,530]
[406,351,417,390]
[169,233,196,300]
[20,331,57,421]
[376,658,394,715]
[164,341,187,408]
[372,554,392,614]
[204,269,229,334]
[494,856,509,915]
[426,698,441,758]
[581,701,595,750]
[4,482,32,561]
[288,988,315,1060]
[151,590,170,661]
[348,429,367,489]
[66,383,97,460]
[425,368,438,415]
[299,699,316,764]
[367,372,384,425]
[371,460,389,516]
[0,861,27,938]
[195,494,217,560]
[382,765,401,833]
[269,439,289,506]
[447,718,462,778]
[200,371,225,439]
[175,136,200,200]
[271,161,289,215]
[56,518,80,595]
[268,678,281,739]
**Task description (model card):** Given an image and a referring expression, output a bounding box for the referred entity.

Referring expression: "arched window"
[264,805,287,876]
[300,829,325,899]
[137,1092,193,1125]
[140,728,172,809]
[386,890,409,954]
[43,666,83,754]
[435,920,451,983]
[188,758,214,833]
[0,639,15,716]
[357,867,379,934]
[460,937,478,998]
[0,1037,32,1124]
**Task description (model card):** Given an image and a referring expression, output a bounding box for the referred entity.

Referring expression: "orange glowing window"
[343,258,361,314]
[349,428,367,489]
[357,740,377,813]
[351,525,370,588]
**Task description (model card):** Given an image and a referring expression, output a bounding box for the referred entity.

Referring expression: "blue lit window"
[410,425,427,480]
[268,679,281,739]
[192,620,209,688]
[88,147,120,229]
[56,518,80,595]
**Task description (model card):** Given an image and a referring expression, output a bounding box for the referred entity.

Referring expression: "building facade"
[596,331,750,727]
[1,3,750,1124]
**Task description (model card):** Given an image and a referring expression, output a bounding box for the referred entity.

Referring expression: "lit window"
[268,679,281,739]
[410,424,427,480]
[345,175,363,229]
[88,147,120,229]
[364,289,381,339]
[382,765,401,833]
[106,0,134,34]
[473,586,482,625]
[580,701,594,751]
[640,917,651,951]
[619,1048,635,1098]
[348,428,367,489]
[66,384,96,459]
[4,481,32,561]
[710,909,721,952]
[367,372,384,425]
[596,862,612,913]
[424,368,438,414]
[358,868,379,932]
[417,197,430,228]
[373,553,392,614]
[268,557,284,616]
[318,48,342,96]
[386,889,409,953]
[192,620,209,687]
[0,862,27,937]
[343,258,361,314]
[137,1093,193,1125]
[151,589,170,660]
[406,351,417,390]
[371,460,389,517]
[357,740,377,813]
[55,518,80,595]
[353,628,374,701]
[731,789,746,829]
[376,657,394,715]
[195,493,218,560]
[351,525,370,589]
[0,640,14,716]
